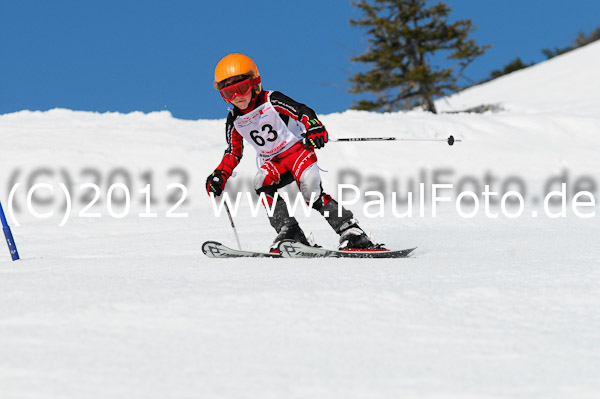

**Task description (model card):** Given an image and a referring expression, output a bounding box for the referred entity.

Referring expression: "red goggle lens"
[219,77,261,101]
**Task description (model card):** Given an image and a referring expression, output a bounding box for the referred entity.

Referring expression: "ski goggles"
[219,77,261,101]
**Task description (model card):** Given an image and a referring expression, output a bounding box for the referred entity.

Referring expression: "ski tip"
[202,240,282,258]
[202,241,222,256]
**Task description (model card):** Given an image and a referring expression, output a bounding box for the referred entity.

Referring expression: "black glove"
[206,170,227,196]
[304,119,328,149]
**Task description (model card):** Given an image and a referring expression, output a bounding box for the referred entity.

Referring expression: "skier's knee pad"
[298,163,322,204]
[254,167,294,193]
[254,167,278,192]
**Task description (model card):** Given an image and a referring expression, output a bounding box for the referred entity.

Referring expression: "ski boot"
[337,219,386,251]
[269,223,311,253]
[267,196,312,253]
[316,197,386,251]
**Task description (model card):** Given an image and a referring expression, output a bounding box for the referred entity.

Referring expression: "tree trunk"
[420,82,438,114]
[424,93,437,114]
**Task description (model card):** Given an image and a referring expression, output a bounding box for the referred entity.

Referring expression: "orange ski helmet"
[214,53,261,91]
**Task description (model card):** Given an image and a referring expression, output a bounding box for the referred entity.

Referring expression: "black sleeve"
[269,91,319,127]
[224,111,243,161]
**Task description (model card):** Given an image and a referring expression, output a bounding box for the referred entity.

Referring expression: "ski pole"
[224,201,242,250]
[0,200,20,261]
[331,135,461,146]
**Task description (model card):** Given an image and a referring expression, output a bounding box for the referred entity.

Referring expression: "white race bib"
[233,95,302,162]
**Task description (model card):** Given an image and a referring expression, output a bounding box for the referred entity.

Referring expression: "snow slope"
[1,42,599,398]
[437,40,600,115]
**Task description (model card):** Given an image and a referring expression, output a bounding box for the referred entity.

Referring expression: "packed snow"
[1,42,599,398]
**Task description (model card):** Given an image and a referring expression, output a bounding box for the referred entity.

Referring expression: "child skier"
[206,53,383,253]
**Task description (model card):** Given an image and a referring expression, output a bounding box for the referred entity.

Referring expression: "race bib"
[233,99,301,160]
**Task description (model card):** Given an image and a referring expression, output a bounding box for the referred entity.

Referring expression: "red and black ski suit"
[213,90,331,207]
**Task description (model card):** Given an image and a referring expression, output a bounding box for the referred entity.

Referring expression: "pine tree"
[543,26,600,60]
[488,57,532,80]
[349,0,490,113]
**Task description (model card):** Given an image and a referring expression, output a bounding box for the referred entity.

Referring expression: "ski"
[202,241,281,258]
[277,240,416,259]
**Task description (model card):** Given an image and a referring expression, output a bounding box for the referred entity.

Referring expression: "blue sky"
[1,0,599,120]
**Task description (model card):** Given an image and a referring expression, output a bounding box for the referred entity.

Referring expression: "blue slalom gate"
[0,201,20,261]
